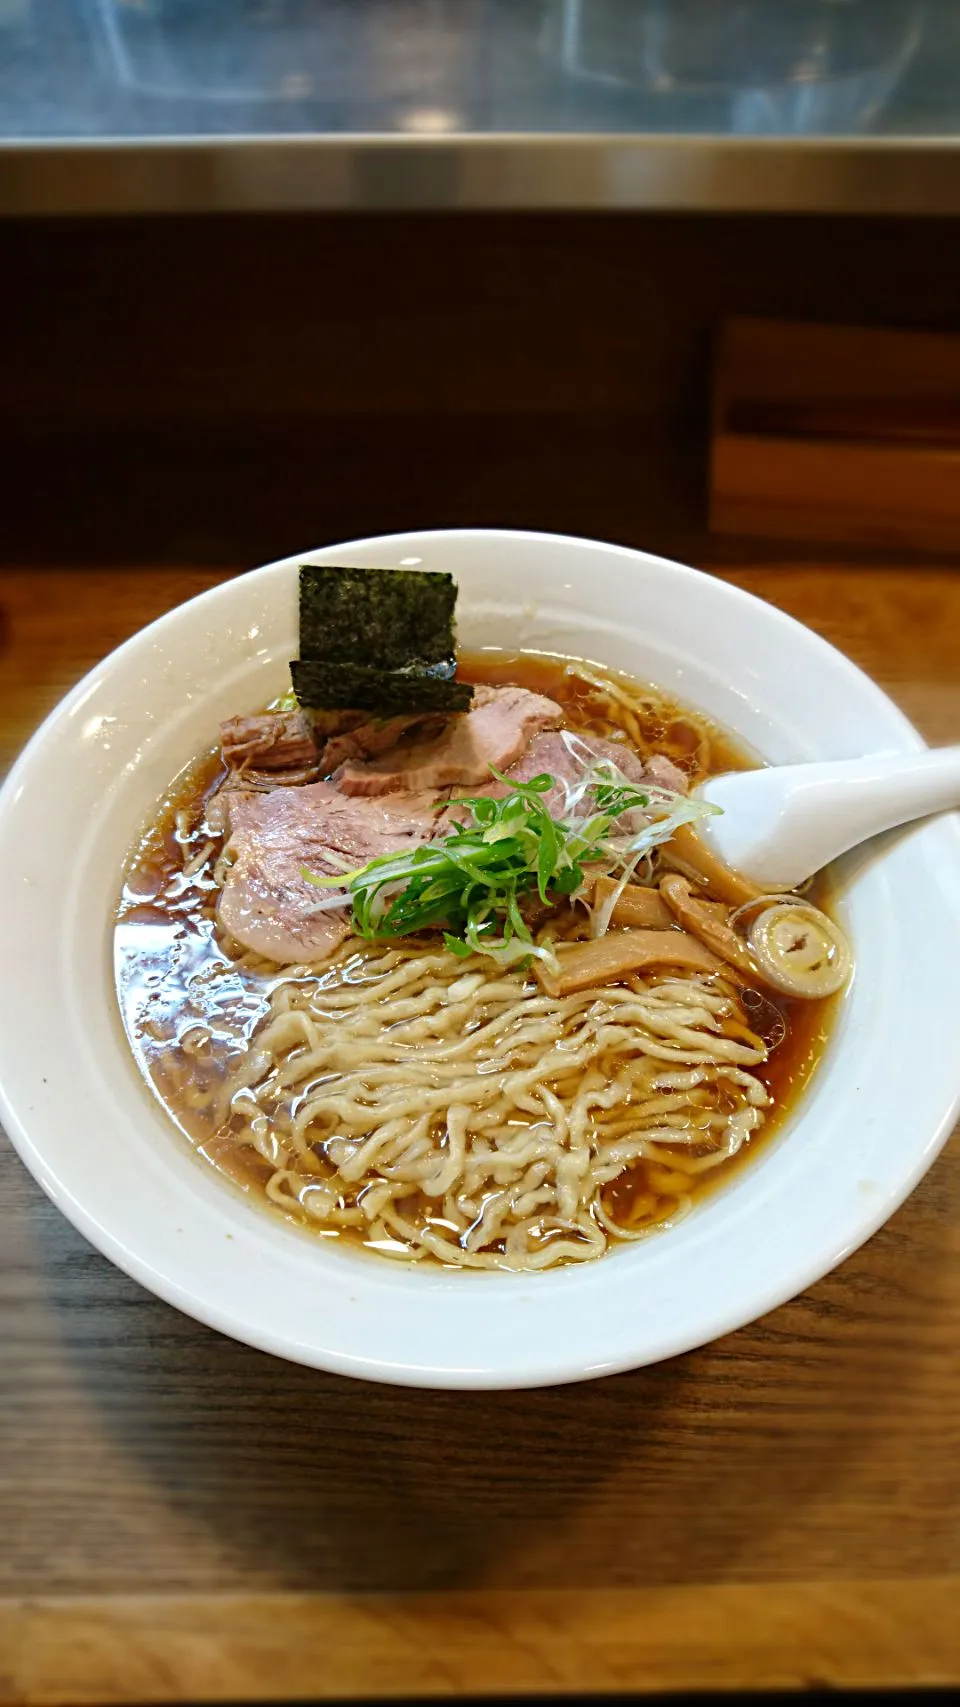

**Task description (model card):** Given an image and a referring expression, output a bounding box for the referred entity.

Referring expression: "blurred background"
[2,0,955,139]
[2,2,960,549]
[3,3,960,569]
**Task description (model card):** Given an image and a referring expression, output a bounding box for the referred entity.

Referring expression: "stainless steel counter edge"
[3,134,960,217]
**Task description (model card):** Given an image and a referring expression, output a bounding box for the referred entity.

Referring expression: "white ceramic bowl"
[2,529,960,1389]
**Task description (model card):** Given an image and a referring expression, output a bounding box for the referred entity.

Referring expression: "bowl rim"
[2,526,959,1389]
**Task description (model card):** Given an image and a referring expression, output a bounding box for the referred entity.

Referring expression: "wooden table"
[1,564,959,1704]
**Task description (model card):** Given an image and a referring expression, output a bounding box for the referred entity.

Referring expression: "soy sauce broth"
[115,651,839,1254]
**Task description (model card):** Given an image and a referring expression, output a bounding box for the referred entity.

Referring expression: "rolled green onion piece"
[747,902,852,1000]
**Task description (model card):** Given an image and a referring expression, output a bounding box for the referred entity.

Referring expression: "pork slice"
[334,684,562,798]
[642,752,690,794]
[217,782,440,964]
[512,730,643,813]
[220,710,319,774]
[320,712,446,773]
[509,731,688,807]
[439,730,688,829]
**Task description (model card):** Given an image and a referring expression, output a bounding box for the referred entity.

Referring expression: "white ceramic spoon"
[696,746,960,891]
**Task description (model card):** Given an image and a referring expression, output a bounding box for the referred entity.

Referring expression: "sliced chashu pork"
[441,729,688,825]
[221,709,319,773]
[334,683,562,797]
[217,696,689,966]
[218,782,439,964]
[321,712,447,772]
[219,707,441,779]
[509,729,687,800]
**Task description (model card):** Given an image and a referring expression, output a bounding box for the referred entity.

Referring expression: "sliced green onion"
[301,756,721,969]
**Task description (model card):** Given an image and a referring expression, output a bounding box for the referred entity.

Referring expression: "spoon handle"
[699,746,960,890]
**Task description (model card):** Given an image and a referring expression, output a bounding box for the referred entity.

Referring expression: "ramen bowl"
[1,529,959,1388]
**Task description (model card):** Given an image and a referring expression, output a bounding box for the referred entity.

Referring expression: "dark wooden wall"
[3,212,960,565]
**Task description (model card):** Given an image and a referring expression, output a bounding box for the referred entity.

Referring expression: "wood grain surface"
[1,563,959,1703]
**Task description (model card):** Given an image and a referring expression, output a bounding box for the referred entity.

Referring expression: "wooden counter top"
[1,563,959,1703]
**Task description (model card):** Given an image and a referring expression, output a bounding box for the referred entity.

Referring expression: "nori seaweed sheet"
[293,563,473,714]
[291,658,474,715]
[299,565,458,670]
